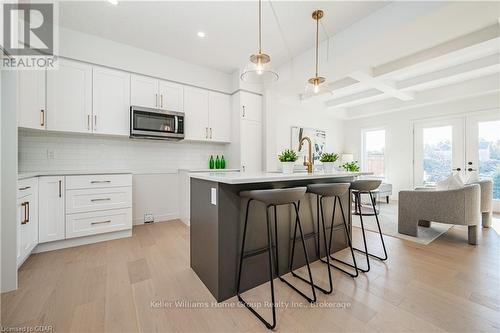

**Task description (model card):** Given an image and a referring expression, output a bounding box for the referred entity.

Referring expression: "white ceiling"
[58,0,389,73]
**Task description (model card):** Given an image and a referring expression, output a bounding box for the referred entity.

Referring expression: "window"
[362,129,386,177]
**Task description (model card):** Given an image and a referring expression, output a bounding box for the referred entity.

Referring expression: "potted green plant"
[320,152,339,173]
[342,161,360,172]
[278,149,298,174]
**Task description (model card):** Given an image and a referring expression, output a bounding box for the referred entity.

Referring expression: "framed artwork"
[291,126,326,166]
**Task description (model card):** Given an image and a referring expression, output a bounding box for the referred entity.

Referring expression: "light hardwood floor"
[2,212,500,332]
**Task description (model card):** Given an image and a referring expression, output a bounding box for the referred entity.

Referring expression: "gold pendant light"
[307,10,325,94]
[241,0,279,83]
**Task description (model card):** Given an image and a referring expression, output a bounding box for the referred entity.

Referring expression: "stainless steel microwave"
[130,106,184,140]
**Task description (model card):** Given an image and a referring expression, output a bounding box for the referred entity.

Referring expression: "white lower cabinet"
[17,173,133,267]
[38,176,66,243]
[66,208,132,239]
[65,174,132,240]
[17,178,39,267]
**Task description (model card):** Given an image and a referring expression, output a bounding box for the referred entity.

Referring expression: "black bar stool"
[236,187,316,330]
[350,179,388,273]
[306,183,358,279]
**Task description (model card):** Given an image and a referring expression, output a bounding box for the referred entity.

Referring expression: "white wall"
[2,71,19,292]
[343,92,500,197]
[59,27,233,93]
[18,130,228,224]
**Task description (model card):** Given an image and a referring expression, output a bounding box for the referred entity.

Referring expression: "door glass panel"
[422,126,452,184]
[478,120,500,199]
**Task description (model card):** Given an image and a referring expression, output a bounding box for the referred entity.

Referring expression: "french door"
[414,111,500,208]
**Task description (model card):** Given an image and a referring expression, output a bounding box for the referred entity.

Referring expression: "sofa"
[398,184,481,245]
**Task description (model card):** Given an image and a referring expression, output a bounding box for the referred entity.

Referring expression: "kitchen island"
[189,171,369,302]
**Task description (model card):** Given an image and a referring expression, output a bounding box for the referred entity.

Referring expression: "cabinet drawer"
[66,208,132,239]
[66,187,132,214]
[66,174,132,190]
[17,178,38,198]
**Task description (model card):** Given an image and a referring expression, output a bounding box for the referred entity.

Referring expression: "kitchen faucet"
[298,136,313,173]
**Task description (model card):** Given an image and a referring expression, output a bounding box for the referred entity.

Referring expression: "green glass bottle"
[221,155,226,169]
[215,155,221,169]
[209,155,214,169]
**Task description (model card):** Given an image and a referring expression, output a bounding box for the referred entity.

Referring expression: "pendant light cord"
[258,0,262,54]
[315,13,319,77]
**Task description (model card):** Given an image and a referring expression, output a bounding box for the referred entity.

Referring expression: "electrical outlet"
[47,149,55,159]
[144,213,154,224]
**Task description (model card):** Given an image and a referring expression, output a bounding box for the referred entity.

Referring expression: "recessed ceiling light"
[197,31,206,38]
[108,0,118,5]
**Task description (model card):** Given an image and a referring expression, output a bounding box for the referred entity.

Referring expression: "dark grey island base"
[189,172,366,302]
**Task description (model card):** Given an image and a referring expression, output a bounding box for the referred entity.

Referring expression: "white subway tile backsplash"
[19,130,229,174]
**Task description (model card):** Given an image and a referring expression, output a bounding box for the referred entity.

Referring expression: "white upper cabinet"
[130,74,158,109]
[158,80,184,112]
[131,75,184,112]
[18,70,46,130]
[93,67,131,136]
[47,58,92,133]
[38,176,65,243]
[209,92,231,142]
[240,92,262,122]
[184,87,209,141]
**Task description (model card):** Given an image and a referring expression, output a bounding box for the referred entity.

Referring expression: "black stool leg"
[236,200,276,330]
[292,196,333,294]
[353,192,371,272]
[353,192,388,261]
[323,196,359,277]
[282,202,317,303]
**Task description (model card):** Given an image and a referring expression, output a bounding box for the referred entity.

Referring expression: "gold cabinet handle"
[21,202,27,225]
[18,186,31,191]
[90,198,111,202]
[40,110,45,127]
[26,202,29,223]
[58,180,62,198]
[91,220,111,225]
[90,180,111,184]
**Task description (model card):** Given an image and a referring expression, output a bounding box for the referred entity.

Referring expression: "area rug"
[351,203,452,245]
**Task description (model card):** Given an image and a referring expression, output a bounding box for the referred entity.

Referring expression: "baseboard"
[33,229,132,253]
[180,217,190,226]
[133,212,179,225]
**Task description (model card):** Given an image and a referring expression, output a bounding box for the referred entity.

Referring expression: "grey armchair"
[398,184,481,245]
[472,180,493,228]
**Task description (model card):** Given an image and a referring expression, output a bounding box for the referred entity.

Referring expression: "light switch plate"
[211,188,217,205]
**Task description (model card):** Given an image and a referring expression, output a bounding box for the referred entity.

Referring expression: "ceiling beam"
[349,70,415,101]
[343,74,500,119]
[397,53,500,91]
[326,88,385,108]
[373,24,500,78]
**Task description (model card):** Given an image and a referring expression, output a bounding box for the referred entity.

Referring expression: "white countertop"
[179,168,240,173]
[189,171,371,185]
[18,171,132,180]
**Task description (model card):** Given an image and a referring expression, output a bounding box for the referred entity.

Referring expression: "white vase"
[281,162,295,174]
[323,162,335,173]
